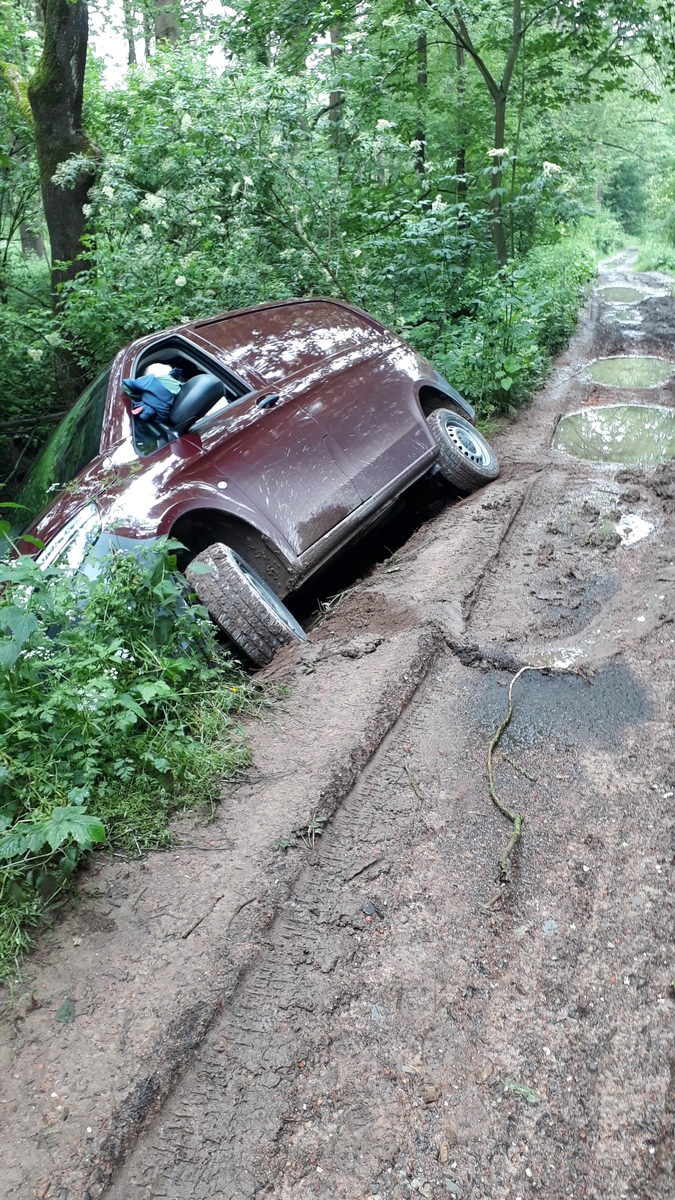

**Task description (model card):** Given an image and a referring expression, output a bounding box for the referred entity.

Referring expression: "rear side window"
[16,368,110,530]
[198,301,392,385]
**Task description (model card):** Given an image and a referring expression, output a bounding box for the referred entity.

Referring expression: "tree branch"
[422,0,499,98]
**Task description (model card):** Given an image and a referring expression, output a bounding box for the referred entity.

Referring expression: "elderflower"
[487,147,509,157]
[140,224,152,239]
[82,203,93,217]
[543,160,562,176]
[180,113,193,132]
[27,348,43,362]
[102,184,115,200]
[376,119,397,131]
[175,275,187,288]
[140,192,166,212]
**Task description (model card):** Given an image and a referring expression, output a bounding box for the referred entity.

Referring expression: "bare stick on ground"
[487,664,590,880]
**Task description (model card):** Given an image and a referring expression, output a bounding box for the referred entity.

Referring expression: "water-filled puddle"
[587,356,674,387]
[597,286,646,303]
[612,307,642,324]
[553,404,675,465]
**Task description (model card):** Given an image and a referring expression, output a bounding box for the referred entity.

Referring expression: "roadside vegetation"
[0,541,252,978]
[1,1,675,974]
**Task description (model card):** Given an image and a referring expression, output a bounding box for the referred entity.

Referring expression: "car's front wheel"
[426,409,499,493]
[186,543,307,667]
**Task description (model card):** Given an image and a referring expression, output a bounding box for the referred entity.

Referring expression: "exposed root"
[487,664,590,880]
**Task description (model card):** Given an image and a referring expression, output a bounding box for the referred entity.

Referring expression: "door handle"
[256,393,280,410]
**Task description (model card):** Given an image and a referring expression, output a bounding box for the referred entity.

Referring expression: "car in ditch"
[15,298,499,665]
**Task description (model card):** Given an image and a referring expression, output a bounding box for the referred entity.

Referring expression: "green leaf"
[0,639,21,669]
[56,998,76,1024]
[117,693,146,719]
[0,607,39,646]
[40,806,107,851]
[134,680,172,704]
[187,562,216,576]
[0,825,31,860]
[499,376,513,391]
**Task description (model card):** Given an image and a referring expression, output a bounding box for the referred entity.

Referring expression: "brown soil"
[2,250,673,1200]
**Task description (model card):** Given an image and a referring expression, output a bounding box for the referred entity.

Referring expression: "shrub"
[428,239,595,418]
[0,540,252,979]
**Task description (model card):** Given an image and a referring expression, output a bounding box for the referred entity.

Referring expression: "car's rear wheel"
[186,543,307,667]
[427,409,499,493]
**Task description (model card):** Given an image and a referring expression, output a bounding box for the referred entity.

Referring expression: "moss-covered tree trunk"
[28,0,97,402]
[27,0,97,301]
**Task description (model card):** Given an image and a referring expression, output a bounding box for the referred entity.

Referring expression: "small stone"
[443,1179,462,1196]
[424,1085,441,1104]
[439,1142,449,1165]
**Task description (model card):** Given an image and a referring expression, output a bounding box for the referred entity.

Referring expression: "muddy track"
[2,251,673,1200]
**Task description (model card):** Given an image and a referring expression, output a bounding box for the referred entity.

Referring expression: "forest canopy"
[2,0,675,486]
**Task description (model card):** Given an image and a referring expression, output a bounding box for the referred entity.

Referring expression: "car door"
[193,388,363,556]
[297,345,435,501]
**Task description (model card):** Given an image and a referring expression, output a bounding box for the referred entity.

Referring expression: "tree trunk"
[456,43,469,261]
[28,0,97,401]
[122,0,137,64]
[27,0,97,299]
[414,31,427,178]
[491,93,508,266]
[154,0,179,46]
[142,0,152,57]
[328,24,343,152]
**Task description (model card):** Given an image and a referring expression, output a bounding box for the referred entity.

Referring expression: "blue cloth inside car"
[123,372,182,421]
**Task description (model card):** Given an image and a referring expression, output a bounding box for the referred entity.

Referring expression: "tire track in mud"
[103,631,672,1200]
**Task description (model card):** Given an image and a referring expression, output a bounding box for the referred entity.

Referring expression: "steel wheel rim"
[444,417,492,466]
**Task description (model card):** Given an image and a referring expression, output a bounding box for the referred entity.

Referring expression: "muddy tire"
[186,543,307,667]
[427,409,499,493]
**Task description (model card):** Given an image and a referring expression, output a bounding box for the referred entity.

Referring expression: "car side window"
[130,343,249,457]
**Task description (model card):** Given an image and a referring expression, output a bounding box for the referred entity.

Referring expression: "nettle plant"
[0,535,251,977]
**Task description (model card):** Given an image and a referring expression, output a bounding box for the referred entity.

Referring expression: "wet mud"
[1,251,673,1200]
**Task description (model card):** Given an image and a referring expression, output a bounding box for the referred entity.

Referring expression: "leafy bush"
[635,240,675,275]
[573,210,625,257]
[0,541,252,978]
[429,240,595,417]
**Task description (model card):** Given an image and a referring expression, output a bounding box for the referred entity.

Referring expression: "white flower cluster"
[487,147,509,158]
[140,192,167,212]
[542,161,562,176]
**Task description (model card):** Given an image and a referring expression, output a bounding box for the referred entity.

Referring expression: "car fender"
[416,372,476,424]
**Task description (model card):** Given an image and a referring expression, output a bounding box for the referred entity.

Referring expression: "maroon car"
[16,299,498,664]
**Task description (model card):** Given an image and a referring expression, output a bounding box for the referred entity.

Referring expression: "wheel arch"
[417,382,476,425]
[170,508,296,598]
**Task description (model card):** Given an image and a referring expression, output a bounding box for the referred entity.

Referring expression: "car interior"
[131,338,250,456]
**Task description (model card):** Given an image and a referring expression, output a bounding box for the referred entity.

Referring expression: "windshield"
[15,367,111,533]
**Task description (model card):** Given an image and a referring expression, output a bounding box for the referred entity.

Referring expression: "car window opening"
[130,342,250,458]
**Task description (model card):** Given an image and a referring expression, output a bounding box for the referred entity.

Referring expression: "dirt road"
[2,252,673,1200]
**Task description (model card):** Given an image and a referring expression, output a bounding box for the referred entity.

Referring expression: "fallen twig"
[487,664,590,880]
[404,764,426,801]
[503,753,537,783]
[181,893,224,939]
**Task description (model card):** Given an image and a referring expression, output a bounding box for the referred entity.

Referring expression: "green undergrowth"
[635,238,675,276]
[426,238,596,419]
[0,540,254,981]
